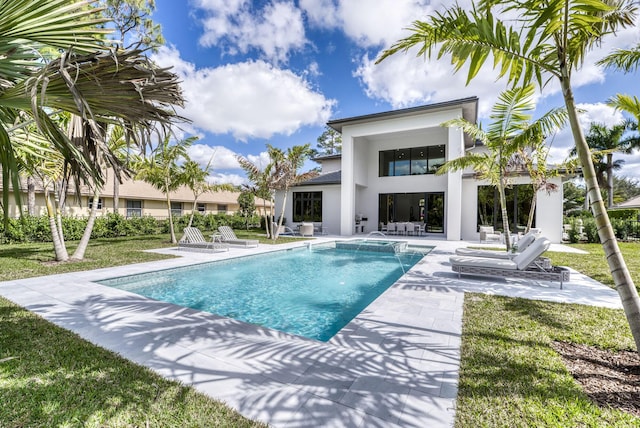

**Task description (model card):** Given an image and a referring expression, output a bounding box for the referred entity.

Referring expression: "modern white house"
[275,97,566,242]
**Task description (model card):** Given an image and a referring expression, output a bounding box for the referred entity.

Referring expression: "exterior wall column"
[340,133,355,236]
[446,126,464,240]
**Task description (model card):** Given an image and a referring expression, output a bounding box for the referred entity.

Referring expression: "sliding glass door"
[378,192,445,233]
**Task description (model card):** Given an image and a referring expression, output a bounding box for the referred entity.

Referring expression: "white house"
[275,97,565,242]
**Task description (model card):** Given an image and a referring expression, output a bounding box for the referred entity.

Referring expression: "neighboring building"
[4,168,268,219]
[615,195,640,209]
[275,97,567,242]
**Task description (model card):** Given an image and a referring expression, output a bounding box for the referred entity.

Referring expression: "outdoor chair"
[299,222,314,237]
[479,226,503,243]
[178,227,228,252]
[449,238,570,288]
[456,229,540,258]
[217,226,259,247]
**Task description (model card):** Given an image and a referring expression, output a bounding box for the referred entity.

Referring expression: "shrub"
[608,209,638,220]
[583,218,599,243]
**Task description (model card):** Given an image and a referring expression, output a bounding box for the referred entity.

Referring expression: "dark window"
[88,198,103,210]
[197,203,206,213]
[126,200,142,218]
[217,204,228,213]
[171,202,182,216]
[379,144,446,177]
[293,192,322,222]
[477,185,534,233]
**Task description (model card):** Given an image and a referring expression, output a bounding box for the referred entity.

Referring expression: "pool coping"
[0,237,621,427]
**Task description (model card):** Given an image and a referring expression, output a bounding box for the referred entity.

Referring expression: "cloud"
[195,0,307,63]
[187,144,241,170]
[152,46,336,141]
[209,172,247,186]
[354,52,509,117]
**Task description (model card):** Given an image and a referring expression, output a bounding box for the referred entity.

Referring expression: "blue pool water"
[99,243,431,341]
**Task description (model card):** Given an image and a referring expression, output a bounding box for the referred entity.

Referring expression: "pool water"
[99,243,431,341]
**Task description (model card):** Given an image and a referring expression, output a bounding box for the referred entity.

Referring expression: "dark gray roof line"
[294,170,342,186]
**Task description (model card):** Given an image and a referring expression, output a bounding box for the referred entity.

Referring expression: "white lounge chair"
[178,227,228,252]
[455,230,539,258]
[479,225,502,243]
[450,238,570,288]
[217,226,259,247]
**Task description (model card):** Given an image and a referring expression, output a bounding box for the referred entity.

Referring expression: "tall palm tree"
[135,135,193,244]
[437,85,566,250]
[268,144,317,240]
[0,0,185,224]
[236,155,277,239]
[577,122,636,207]
[377,0,640,351]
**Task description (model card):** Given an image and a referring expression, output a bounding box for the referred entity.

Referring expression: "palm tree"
[267,144,317,240]
[377,0,640,351]
[236,155,277,239]
[577,122,636,207]
[0,0,184,224]
[181,158,235,228]
[135,135,193,244]
[437,85,566,250]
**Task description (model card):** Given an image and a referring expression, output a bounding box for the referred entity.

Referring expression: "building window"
[477,185,534,233]
[378,192,445,233]
[293,192,322,222]
[126,200,142,217]
[197,203,206,213]
[379,145,446,177]
[171,201,182,216]
[88,198,103,210]
[217,204,228,213]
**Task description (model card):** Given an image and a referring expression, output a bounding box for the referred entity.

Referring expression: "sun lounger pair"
[454,230,539,259]
[450,237,570,288]
[217,226,259,247]
[178,227,229,252]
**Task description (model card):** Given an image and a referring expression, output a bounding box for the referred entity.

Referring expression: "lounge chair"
[218,225,259,247]
[455,230,540,258]
[479,225,502,243]
[178,227,228,252]
[450,238,570,288]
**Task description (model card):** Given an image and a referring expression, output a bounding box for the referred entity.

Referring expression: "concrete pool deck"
[0,237,622,427]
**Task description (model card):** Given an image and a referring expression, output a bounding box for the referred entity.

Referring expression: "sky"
[149,0,640,186]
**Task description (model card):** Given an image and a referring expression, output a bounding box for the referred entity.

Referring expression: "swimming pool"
[99,242,431,341]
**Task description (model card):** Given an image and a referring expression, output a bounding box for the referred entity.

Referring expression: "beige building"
[5,170,269,219]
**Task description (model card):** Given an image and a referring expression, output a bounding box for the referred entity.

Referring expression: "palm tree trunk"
[71,189,99,260]
[275,190,289,240]
[27,176,36,216]
[44,188,68,262]
[165,182,176,243]
[606,153,614,208]
[526,184,537,233]
[561,75,640,351]
[113,172,120,214]
[187,197,198,228]
[498,177,512,251]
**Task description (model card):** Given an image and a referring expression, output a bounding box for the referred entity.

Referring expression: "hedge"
[0,212,261,244]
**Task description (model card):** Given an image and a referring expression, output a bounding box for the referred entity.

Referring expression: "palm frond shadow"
[30,291,459,426]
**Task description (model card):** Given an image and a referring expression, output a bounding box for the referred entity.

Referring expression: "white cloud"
[196,0,307,63]
[152,46,336,141]
[354,52,508,117]
[187,144,241,170]
[209,172,247,186]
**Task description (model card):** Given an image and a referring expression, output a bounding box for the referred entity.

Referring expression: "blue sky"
[150,0,640,185]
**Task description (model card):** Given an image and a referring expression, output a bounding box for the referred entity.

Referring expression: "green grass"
[456,294,638,427]
[546,242,640,289]
[0,296,266,427]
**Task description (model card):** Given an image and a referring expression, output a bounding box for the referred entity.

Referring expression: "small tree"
[316,126,342,155]
[238,190,256,230]
[135,135,194,243]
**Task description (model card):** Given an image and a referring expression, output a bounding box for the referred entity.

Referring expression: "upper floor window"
[379,145,446,177]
